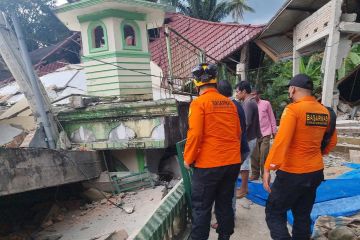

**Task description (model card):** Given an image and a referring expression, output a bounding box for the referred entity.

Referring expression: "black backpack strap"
[321,106,337,152]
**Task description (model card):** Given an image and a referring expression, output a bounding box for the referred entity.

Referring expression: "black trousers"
[190,164,241,240]
[265,170,324,240]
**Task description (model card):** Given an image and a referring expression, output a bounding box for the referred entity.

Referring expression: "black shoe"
[218,234,231,240]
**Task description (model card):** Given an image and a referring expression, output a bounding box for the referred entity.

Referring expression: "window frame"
[87,21,109,54]
[121,20,142,51]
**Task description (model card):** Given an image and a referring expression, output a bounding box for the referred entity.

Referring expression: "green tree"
[299,53,323,95]
[338,43,360,80]
[227,0,254,22]
[0,0,70,51]
[177,0,230,22]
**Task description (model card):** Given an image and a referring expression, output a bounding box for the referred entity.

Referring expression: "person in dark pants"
[209,80,250,230]
[263,74,338,240]
[184,64,242,240]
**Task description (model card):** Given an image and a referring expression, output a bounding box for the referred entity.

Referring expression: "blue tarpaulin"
[239,163,360,227]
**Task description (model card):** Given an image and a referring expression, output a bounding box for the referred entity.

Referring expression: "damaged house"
[0,0,264,198]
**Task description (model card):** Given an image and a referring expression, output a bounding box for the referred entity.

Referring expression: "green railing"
[175,139,193,212]
[129,139,192,240]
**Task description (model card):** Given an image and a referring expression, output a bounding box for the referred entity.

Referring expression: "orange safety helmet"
[192,63,217,87]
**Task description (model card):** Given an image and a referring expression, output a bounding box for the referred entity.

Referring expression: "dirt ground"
[208,151,353,240]
[36,186,164,240]
[209,198,271,240]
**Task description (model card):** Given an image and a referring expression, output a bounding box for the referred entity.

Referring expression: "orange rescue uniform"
[265,96,337,174]
[184,88,241,168]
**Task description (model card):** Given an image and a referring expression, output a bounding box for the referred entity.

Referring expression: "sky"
[56,0,286,25]
[224,0,286,24]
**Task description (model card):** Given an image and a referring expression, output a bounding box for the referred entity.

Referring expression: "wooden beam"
[255,40,279,62]
[339,22,360,34]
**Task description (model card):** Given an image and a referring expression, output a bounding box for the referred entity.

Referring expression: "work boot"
[218,234,231,240]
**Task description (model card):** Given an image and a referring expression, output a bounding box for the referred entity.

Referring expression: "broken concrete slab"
[335,144,360,153]
[82,171,116,193]
[0,123,24,146]
[0,148,102,197]
[338,136,360,146]
[350,150,360,163]
[0,116,35,131]
[19,127,48,148]
[338,102,353,114]
[0,97,29,120]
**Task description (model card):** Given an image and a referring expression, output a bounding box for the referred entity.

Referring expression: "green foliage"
[254,58,292,119]
[177,0,230,22]
[176,0,254,22]
[0,0,70,51]
[249,54,324,119]
[227,0,254,22]
[299,53,323,95]
[338,43,360,80]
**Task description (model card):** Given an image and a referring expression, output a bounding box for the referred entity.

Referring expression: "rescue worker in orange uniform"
[263,74,338,240]
[184,63,242,240]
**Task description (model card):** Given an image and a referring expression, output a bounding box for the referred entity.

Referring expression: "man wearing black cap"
[263,74,338,239]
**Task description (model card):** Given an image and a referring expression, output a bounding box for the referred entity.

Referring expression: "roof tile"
[150,13,263,78]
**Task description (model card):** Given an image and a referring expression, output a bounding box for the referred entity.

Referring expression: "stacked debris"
[0,66,86,148]
[337,101,360,121]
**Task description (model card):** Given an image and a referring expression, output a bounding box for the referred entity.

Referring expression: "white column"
[321,0,343,107]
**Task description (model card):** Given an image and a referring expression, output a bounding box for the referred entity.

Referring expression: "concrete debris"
[312,215,360,240]
[82,171,117,193]
[3,131,27,148]
[240,199,254,210]
[123,204,135,214]
[328,226,356,240]
[323,153,349,168]
[116,199,124,207]
[350,150,360,163]
[82,188,110,202]
[0,124,25,146]
[57,130,71,150]
[101,199,107,205]
[105,229,129,240]
[161,187,169,199]
[338,102,353,114]
[166,179,180,189]
[0,116,35,131]
[53,214,64,223]
[38,233,63,240]
[41,220,54,229]
[69,95,84,109]
[0,98,29,120]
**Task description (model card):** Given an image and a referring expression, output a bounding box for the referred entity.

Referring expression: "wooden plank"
[254,40,279,62]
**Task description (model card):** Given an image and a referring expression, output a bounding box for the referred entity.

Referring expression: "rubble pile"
[337,101,359,121]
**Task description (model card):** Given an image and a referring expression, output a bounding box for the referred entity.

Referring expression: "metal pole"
[11,14,56,149]
[165,25,174,90]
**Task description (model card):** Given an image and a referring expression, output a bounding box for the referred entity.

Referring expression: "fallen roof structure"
[257,0,360,108]
[150,13,264,88]
[338,63,360,105]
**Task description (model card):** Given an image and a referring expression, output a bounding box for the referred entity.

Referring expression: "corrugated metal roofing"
[260,0,331,38]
